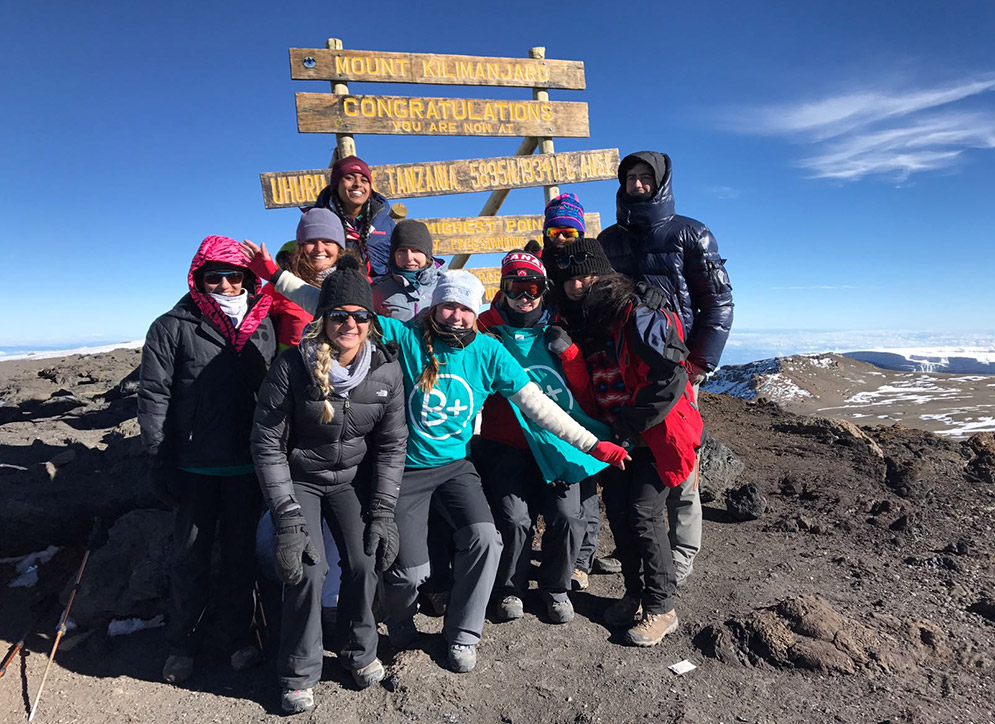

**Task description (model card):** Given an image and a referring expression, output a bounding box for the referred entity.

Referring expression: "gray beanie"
[296,208,346,248]
[431,270,485,313]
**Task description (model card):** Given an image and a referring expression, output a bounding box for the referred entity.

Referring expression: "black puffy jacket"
[598,151,734,372]
[138,295,276,468]
[250,341,407,515]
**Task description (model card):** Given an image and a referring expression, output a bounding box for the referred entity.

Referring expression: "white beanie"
[431,270,485,312]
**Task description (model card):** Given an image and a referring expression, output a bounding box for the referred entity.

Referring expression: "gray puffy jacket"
[371,259,447,322]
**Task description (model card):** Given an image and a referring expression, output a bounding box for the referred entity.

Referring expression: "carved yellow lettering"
[278,177,291,202]
[302,175,315,200]
[334,56,347,76]
[269,178,286,205]
[540,103,553,122]
[342,97,359,116]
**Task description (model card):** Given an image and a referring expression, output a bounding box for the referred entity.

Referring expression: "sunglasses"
[203,270,244,285]
[554,251,593,269]
[545,227,581,239]
[326,310,373,324]
[502,279,545,300]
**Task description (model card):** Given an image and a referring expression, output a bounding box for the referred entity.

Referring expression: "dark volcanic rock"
[698,432,745,503]
[725,482,768,521]
[67,509,172,628]
[964,432,995,483]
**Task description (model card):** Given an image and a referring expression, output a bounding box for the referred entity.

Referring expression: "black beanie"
[314,255,375,318]
[390,219,434,258]
[544,237,615,285]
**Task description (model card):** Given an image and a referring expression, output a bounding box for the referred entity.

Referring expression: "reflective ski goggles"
[501,278,545,300]
[544,226,581,239]
[326,310,373,324]
[203,270,244,285]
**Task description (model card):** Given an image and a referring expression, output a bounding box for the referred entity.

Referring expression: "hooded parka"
[598,152,733,372]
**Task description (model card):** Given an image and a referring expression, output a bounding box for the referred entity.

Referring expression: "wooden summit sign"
[422,212,602,256]
[289,49,585,90]
[261,149,619,209]
[264,40,617,271]
[296,94,588,137]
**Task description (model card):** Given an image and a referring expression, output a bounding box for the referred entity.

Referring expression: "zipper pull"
[344,399,351,410]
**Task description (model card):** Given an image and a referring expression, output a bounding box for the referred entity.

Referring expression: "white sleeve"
[508,381,598,452]
[272,270,320,315]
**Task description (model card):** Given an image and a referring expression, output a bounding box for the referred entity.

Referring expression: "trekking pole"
[0,611,42,682]
[28,519,102,722]
[252,580,269,653]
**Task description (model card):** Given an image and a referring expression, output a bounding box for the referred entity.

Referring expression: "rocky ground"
[1,349,994,723]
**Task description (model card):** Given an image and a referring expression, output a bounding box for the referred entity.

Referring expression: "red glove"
[240,240,279,281]
[590,441,631,470]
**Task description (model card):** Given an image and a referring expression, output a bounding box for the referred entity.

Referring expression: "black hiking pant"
[166,470,261,657]
[601,449,677,614]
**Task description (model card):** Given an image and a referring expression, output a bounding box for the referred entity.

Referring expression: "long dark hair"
[558,273,636,346]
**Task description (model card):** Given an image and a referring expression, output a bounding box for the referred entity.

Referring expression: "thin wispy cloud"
[723,75,995,182]
[705,185,742,199]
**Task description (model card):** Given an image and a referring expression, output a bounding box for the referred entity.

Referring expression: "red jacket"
[263,283,314,350]
[575,300,703,487]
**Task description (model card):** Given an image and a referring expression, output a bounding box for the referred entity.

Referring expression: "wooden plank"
[420,213,601,256]
[467,267,502,287]
[296,93,589,138]
[289,48,585,90]
[259,149,619,208]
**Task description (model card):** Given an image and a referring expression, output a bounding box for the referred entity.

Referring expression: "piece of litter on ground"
[107,615,165,636]
[668,660,697,676]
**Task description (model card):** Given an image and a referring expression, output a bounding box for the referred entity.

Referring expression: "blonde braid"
[310,328,335,423]
[417,319,440,393]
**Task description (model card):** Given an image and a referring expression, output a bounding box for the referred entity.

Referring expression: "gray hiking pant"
[667,383,701,569]
[382,459,502,646]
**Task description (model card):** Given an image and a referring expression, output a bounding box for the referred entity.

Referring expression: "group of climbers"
[137,150,733,715]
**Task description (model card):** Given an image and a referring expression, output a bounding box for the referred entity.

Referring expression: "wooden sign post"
[262,40,618,274]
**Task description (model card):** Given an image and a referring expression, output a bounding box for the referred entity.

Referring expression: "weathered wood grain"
[296,93,589,138]
[289,48,585,90]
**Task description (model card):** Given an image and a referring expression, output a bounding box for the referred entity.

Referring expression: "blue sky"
[2,1,993,361]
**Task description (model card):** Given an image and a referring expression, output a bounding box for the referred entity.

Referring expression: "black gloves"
[273,506,320,586]
[635,281,668,311]
[545,325,574,356]
[147,453,179,507]
[364,508,399,573]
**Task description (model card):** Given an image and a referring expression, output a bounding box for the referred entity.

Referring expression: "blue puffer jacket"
[598,151,733,372]
[314,186,395,279]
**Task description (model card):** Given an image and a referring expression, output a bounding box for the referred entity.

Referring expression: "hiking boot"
[162,654,194,684]
[604,594,642,627]
[542,593,575,624]
[493,595,524,621]
[447,643,477,673]
[419,590,449,617]
[626,610,679,646]
[674,560,694,588]
[592,555,622,574]
[281,688,315,714]
[230,645,261,672]
[571,568,590,591]
[349,658,386,689]
[388,616,419,649]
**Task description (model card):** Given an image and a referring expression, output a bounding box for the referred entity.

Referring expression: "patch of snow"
[758,373,813,401]
[107,615,166,636]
